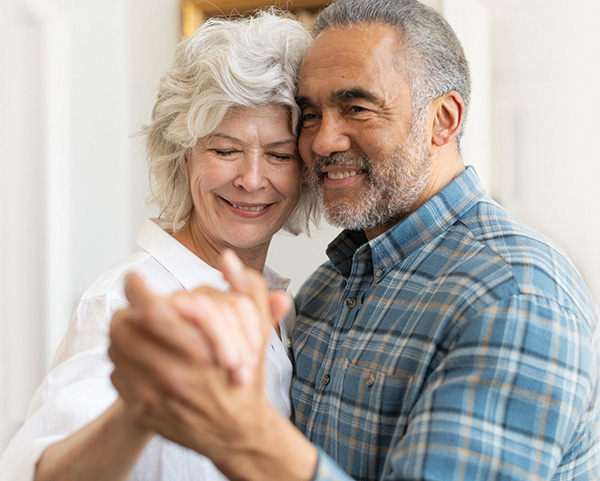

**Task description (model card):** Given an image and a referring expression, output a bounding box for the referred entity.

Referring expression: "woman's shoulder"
[79,250,182,305]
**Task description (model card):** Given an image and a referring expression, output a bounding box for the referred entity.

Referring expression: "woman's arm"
[35,397,153,481]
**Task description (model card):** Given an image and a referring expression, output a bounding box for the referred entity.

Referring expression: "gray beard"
[311,119,432,231]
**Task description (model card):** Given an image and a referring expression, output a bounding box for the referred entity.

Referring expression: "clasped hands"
[107,250,292,457]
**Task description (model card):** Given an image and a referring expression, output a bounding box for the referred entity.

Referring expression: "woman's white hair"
[145,9,319,233]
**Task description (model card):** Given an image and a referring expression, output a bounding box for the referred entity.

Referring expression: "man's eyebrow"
[295,88,379,109]
[295,96,311,109]
[330,88,379,103]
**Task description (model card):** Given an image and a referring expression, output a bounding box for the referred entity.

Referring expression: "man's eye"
[348,105,366,113]
[301,112,318,125]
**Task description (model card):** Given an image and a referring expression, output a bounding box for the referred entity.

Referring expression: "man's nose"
[310,114,351,158]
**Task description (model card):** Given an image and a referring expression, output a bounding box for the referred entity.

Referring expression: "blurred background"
[1,0,599,452]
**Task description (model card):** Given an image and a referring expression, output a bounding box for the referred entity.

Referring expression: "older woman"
[0,10,316,481]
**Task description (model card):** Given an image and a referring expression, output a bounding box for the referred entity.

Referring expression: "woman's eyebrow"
[265,139,297,148]
[208,134,296,148]
[208,133,242,143]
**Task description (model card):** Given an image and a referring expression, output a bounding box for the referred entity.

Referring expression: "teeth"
[327,170,358,179]
[231,203,267,211]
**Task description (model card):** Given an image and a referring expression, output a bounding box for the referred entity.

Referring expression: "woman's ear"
[431,91,465,147]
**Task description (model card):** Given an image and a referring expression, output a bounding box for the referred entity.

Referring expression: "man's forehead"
[297,25,402,102]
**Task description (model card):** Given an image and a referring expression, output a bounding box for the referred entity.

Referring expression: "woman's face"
[187,105,302,258]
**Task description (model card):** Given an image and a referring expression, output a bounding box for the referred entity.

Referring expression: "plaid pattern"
[292,167,600,480]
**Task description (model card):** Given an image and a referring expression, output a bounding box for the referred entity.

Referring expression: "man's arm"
[110,253,596,481]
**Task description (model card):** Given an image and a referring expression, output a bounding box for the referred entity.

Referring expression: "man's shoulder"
[443,197,594,314]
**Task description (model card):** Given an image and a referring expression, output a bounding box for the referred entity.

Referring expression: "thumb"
[124,272,155,315]
[269,291,292,327]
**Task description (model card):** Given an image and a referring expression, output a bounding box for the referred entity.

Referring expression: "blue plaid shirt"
[292,167,600,480]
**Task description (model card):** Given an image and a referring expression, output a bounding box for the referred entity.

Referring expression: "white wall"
[1,0,599,454]
[489,0,600,301]
[0,0,178,451]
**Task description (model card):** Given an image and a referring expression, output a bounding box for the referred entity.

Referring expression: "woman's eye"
[213,149,238,157]
[268,153,295,161]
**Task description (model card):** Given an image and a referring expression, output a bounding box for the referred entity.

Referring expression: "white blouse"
[0,218,295,481]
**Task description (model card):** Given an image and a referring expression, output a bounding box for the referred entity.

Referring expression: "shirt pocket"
[336,358,414,480]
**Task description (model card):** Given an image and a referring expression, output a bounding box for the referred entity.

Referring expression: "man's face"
[297,24,433,237]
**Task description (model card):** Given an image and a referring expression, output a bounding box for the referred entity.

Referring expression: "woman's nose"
[233,154,268,191]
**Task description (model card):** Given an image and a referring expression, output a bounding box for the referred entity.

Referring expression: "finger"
[124,272,157,316]
[173,290,260,385]
[172,291,243,369]
[219,250,271,331]
[121,279,220,367]
[226,293,263,385]
[268,290,293,326]
[228,294,263,359]
[110,305,216,400]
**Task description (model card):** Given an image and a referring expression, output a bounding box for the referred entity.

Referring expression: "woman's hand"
[108,251,290,448]
[108,252,316,481]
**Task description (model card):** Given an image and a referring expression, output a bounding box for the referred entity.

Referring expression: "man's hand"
[108,251,317,480]
[108,251,290,449]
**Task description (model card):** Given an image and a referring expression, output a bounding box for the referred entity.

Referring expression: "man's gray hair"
[145,9,318,233]
[314,0,471,138]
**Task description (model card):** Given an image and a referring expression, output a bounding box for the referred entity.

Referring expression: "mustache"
[312,152,371,171]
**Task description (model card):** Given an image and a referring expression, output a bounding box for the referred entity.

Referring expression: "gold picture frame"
[181,0,329,37]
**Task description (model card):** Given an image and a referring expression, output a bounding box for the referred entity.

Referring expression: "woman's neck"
[171,219,268,273]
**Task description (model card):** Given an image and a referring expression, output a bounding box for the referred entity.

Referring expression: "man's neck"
[363,154,465,241]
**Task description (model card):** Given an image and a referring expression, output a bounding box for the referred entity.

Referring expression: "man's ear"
[431,91,465,147]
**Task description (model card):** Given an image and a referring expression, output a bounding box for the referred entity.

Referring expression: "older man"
[110,0,600,480]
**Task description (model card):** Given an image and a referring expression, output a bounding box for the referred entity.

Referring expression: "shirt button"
[321,374,330,386]
[285,338,292,349]
[375,268,384,278]
[366,374,376,387]
[345,297,357,308]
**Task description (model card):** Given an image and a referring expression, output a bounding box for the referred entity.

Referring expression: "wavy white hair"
[145,9,319,233]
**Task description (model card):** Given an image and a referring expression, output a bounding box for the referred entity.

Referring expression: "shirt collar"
[326,166,487,278]
[137,218,290,292]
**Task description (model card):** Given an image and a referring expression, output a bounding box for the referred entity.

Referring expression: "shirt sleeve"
[312,293,596,480]
[313,448,355,481]
[0,295,127,480]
